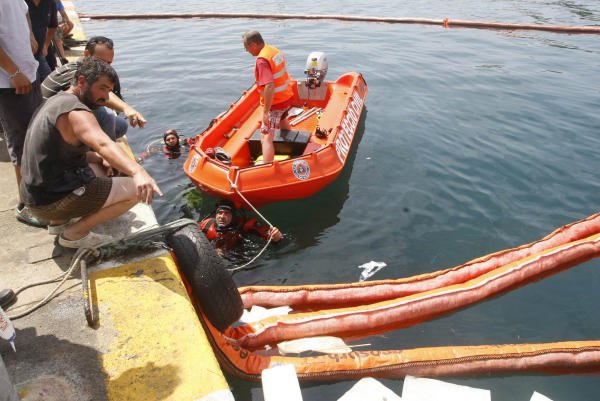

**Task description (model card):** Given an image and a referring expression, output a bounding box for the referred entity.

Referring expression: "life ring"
[166,224,244,331]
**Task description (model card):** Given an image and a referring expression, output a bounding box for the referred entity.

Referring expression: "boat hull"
[184,72,367,208]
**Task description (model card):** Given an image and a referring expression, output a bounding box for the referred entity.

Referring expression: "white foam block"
[337,377,403,401]
[401,375,490,401]
[240,305,292,323]
[531,391,553,401]
[261,364,303,401]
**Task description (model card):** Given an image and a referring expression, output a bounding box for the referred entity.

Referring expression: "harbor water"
[78,1,600,399]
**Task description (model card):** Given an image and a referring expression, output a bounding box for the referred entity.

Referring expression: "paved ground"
[0,134,115,400]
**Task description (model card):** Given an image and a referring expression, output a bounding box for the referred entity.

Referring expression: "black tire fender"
[166,223,243,331]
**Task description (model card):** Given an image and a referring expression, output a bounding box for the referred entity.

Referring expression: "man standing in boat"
[200,200,282,256]
[243,31,294,164]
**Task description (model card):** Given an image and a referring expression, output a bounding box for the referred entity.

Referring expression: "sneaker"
[0,288,16,310]
[48,217,81,235]
[58,232,114,249]
[15,205,49,228]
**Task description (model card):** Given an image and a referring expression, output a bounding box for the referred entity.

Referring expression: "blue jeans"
[93,107,128,141]
[35,52,52,82]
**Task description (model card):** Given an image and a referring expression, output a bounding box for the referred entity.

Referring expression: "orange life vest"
[254,45,293,106]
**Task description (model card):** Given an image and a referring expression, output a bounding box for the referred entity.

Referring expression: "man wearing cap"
[199,199,282,255]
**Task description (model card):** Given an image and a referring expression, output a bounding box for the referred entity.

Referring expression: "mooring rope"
[7,248,95,320]
[77,12,600,34]
[225,168,276,272]
[6,220,197,322]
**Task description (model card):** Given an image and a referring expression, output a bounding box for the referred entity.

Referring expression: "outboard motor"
[304,52,328,89]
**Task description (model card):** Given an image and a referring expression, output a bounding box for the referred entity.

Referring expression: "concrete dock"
[0,3,233,400]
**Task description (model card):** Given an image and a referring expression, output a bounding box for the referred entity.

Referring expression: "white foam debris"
[337,377,403,401]
[401,375,490,401]
[239,305,292,323]
[358,261,387,281]
[530,392,553,401]
[261,364,303,401]
[198,389,235,401]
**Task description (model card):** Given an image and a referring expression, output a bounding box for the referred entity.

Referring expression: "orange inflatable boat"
[184,57,367,208]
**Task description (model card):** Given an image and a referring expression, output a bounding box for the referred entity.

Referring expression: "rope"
[225,168,276,272]
[6,220,197,321]
[7,248,95,320]
[77,12,600,34]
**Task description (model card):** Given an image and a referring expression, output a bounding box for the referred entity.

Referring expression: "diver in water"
[199,199,282,256]
[162,128,182,159]
[137,129,194,162]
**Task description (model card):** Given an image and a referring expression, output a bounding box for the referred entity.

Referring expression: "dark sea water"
[78,1,600,399]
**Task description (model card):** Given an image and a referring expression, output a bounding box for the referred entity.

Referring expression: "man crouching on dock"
[19,57,162,249]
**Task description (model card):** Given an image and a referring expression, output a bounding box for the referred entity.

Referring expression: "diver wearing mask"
[199,200,282,255]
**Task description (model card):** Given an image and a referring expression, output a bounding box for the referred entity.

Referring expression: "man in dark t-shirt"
[20,57,162,249]
[41,36,145,141]
[25,0,57,81]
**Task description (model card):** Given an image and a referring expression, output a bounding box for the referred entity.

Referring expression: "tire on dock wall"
[166,224,244,331]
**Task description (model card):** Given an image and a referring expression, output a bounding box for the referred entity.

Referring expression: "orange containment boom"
[192,213,600,381]
[78,13,600,35]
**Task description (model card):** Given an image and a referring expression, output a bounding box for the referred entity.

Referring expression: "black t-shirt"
[25,0,57,52]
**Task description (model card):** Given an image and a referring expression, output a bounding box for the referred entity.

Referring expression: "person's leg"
[260,131,275,163]
[35,52,52,82]
[280,110,292,131]
[260,109,287,163]
[114,115,129,139]
[92,106,117,141]
[61,177,137,241]
[0,82,42,208]
[45,42,57,71]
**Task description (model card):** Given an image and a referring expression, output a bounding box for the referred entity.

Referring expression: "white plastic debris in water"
[401,375,490,401]
[0,306,16,352]
[278,336,353,355]
[261,364,303,401]
[358,261,387,281]
[531,392,553,401]
[239,305,292,323]
[198,389,236,401]
[337,377,403,401]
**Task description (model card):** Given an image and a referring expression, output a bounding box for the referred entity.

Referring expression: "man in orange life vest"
[199,200,282,255]
[242,31,294,163]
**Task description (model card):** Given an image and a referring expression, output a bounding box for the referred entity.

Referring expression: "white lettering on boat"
[188,153,200,173]
[335,90,364,163]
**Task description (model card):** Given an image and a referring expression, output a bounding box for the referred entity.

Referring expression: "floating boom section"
[191,213,600,381]
[239,213,600,309]
[226,231,600,349]
[207,316,600,382]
